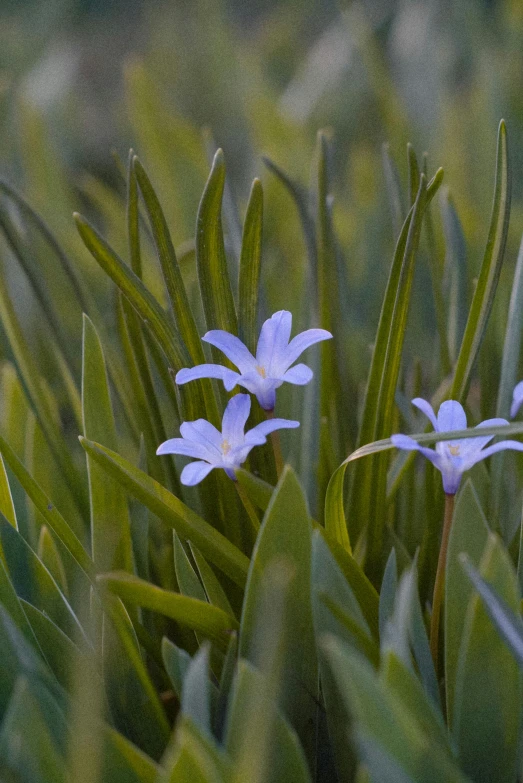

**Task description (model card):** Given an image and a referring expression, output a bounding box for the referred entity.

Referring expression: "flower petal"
[255,311,293,373]
[245,417,300,445]
[180,420,222,455]
[180,461,215,486]
[202,331,256,374]
[462,439,523,470]
[222,394,251,446]
[436,400,467,432]
[455,417,511,460]
[176,364,240,391]
[411,397,438,429]
[282,328,332,371]
[511,380,523,418]
[156,438,213,461]
[390,434,442,468]
[281,363,313,386]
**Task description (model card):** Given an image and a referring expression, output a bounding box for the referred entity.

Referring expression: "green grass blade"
[196,149,238,337]
[133,155,206,366]
[99,571,238,649]
[79,437,250,587]
[82,314,134,574]
[238,178,263,355]
[449,120,511,401]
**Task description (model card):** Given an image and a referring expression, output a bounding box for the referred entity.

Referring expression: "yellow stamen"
[256,365,266,378]
[221,439,231,455]
[448,444,460,456]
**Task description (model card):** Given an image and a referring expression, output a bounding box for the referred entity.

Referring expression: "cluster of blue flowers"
[157,310,523,495]
[157,311,332,485]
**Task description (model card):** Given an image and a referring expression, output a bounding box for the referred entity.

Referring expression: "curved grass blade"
[79,437,250,587]
[449,120,511,401]
[99,571,238,649]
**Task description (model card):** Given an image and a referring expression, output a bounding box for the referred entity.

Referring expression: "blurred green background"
[1,0,523,424]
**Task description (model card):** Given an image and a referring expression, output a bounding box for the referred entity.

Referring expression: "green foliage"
[3,16,523,781]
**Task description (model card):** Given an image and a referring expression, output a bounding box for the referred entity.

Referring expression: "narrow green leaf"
[79,436,249,587]
[238,178,263,355]
[190,544,235,617]
[0,453,16,529]
[449,120,511,401]
[196,149,238,337]
[133,155,206,366]
[82,315,133,573]
[99,571,238,649]
[174,533,207,602]
[382,144,404,238]
[37,526,69,596]
[162,636,191,699]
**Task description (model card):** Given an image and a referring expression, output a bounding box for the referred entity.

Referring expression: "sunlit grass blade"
[449,120,511,401]
[79,436,250,587]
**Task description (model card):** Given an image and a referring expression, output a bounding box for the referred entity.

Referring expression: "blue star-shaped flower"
[176,310,332,411]
[156,393,299,485]
[391,398,523,494]
[511,381,523,418]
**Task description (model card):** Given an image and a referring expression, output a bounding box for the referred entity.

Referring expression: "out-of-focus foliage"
[0,1,523,781]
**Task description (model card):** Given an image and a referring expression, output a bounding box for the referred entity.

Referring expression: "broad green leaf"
[79,437,249,587]
[196,149,238,339]
[323,637,468,783]
[226,661,311,783]
[238,178,263,355]
[445,480,490,724]
[103,727,161,783]
[453,535,522,783]
[99,571,238,649]
[239,467,317,742]
[449,120,511,401]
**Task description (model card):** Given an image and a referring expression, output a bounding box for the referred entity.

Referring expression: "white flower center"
[448,444,460,456]
[256,365,266,378]
[221,439,231,455]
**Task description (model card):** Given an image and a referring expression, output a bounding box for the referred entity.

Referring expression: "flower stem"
[235,480,260,534]
[266,409,284,478]
[430,492,455,675]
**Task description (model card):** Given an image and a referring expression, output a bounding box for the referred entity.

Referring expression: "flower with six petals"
[176,310,332,411]
[391,397,523,494]
[156,393,299,485]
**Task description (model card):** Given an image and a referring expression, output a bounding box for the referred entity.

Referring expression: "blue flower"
[156,393,299,485]
[511,381,523,418]
[391,398,523,494]
[176,310,332,411]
